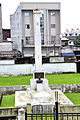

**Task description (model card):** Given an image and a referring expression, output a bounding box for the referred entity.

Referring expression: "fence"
[25,101,80,120]
[25,113,80,120]
[0,115,17,120]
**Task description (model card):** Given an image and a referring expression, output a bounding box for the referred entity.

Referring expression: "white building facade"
[10,2,61,57]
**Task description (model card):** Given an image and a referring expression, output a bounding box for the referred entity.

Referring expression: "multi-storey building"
[0,4,2,41]
[10,2,61,57]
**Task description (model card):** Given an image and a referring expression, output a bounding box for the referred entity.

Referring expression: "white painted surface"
[43,63,76,73]
[50,57,64,63]
[0,60,14,64]
[0,42,12,51]
[0,63,77,76]
[33,10,42,71]
[30,78,48,90]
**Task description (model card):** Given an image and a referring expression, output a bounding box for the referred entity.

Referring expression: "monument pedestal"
[30,78,48,90]
[37,84,44,92]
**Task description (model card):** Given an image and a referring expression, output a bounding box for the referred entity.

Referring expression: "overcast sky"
[0,0,80,33]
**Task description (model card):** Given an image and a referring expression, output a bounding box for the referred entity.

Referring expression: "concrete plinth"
[15,89,73,112]
[18,108,25,120]
[37,84,44,91]
[30,78,48,90]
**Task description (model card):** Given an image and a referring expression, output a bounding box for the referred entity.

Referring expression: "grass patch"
[0,94,15,107]
[0,75,32,86]
[65,93,80,105]
[46,73,80,84]
[0,73,80,86]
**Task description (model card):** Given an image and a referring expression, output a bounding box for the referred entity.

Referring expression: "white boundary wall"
[0,63,77,76]
[0,60,14,64]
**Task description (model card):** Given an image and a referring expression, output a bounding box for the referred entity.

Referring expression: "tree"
[74,36,80,45]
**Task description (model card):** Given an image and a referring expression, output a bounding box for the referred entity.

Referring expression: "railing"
[25,100,80,120]
[25,112,80,120]
[0,115,17,120]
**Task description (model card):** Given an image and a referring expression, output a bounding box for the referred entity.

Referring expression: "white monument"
[30,8,48,91]
[15,9,73,112]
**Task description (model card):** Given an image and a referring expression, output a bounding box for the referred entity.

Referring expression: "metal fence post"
[55,101,58,120]
[55,91,58,120]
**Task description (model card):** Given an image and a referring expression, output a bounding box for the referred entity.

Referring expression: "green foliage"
[74,36,80,45]
[0,94,15,107]
[65,93,80,105]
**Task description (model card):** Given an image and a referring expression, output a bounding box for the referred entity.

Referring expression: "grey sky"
[0,0,80,33]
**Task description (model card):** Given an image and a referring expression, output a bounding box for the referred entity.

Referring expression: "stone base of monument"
[30,78,48,90]
[15,88,73,112]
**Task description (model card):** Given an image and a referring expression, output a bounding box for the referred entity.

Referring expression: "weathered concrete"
[1,84,80,95]
[18,108,25,120]
[15,89,73,109]
[49,84,80,93]
[0,85,27,95]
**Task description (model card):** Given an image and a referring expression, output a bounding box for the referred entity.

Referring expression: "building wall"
[10,2,61,56]
[10,5,22,52]
[0,42,12,51]
[0,4,2,42]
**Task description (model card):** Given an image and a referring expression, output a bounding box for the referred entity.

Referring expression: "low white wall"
[43,63,77,73]
[0,63,77,76]
[0,60,15,64]
[0,64,33,76]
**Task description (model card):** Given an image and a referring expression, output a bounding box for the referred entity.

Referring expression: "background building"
[10,2,61,59]
[2,29,11,41]
[0,4,2,42]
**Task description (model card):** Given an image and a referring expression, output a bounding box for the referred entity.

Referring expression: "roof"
[61,53,75,56]
[61,37,69,41]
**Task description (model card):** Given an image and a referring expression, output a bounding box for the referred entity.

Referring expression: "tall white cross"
[33,9,42,71]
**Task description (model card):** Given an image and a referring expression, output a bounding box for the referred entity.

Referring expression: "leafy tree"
[74,36,80,45]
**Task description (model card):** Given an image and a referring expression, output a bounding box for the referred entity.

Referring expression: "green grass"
[0,73,80,86]
[0,94,15,107]
[46,73,80,84]
[0,75,32,86]
[65,93,80,105]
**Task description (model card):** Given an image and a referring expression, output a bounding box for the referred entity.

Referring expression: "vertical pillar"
[33,9,42,71]
[18,108,25,120]
[26,103,32,113]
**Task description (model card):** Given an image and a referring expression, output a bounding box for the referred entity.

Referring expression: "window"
[51,24,55,28]
[51,36,56,44]
[25,24,30,29]
[26,37,30,44]
[69,33,72,36]
[24,12,30,16]
[51,12,55,16]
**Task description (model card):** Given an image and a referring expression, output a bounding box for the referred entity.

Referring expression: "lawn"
[65,93,80,105]
[1,93,80,107]
[0,94,15,107]
[0,75,32,86]
[0,74,80,86]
